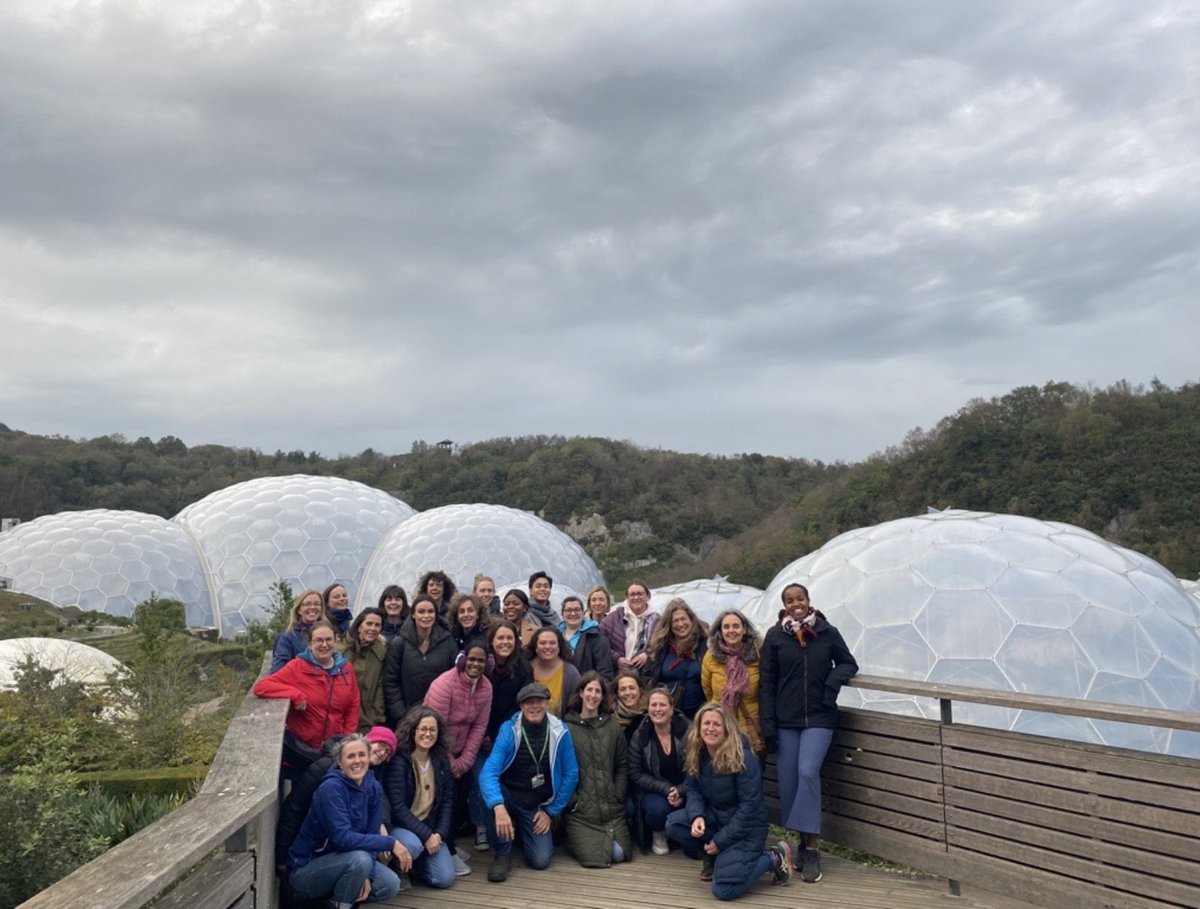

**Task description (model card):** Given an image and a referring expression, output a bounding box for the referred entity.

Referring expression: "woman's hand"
[703,840,721,855]
[691,817,706,838]
[667,786,682,807]
[391,840,413,872]
[425,833,443,854]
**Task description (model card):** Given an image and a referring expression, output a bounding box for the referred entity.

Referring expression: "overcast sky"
[2,1,1196,464]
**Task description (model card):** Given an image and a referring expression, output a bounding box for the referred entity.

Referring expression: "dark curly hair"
[397,705,452,761]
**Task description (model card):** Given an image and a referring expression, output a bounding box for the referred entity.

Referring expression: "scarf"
[783,612,818,647]
[665,641,696,674]
[717,639,749,710]
[615,699,646,728]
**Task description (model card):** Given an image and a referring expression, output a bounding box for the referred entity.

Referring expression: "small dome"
[174,474,416,634]
[0,637,126,690]
[0,510,213,625]
[763,509,1200,757]
[357,504,604,612]
[635,576,763,626]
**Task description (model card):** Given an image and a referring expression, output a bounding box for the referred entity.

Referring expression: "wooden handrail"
[847,674,1200,732]
[19,669,1199,907]
[19,669,289,909]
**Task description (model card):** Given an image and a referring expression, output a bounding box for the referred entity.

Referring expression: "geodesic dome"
[0,510,214,625]
[639,576,764,626]
[174,475,416,634]
[762,509,1200,757]
[0,637,126,690]
[356,504,605,613]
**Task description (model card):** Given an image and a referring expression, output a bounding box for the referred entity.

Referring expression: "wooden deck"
[376,838,1041,909]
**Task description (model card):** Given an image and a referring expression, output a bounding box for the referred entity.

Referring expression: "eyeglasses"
[628,592,647,599]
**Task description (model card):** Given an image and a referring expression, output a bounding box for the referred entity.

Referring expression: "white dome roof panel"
[761,508,1200,757]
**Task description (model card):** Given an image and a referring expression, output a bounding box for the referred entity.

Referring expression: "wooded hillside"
[2,379,1197,587]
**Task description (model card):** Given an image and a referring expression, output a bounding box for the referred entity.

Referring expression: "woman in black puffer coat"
[759,582,857,883]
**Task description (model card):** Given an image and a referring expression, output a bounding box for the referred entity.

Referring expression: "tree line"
[1,378,1197,587]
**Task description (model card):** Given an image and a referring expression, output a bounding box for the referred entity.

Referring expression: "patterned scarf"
[717,639,749,710]
[783,611,819,647]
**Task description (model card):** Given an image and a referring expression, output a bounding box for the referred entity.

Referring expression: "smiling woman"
[287,734,411,907]
[253,620,361,775]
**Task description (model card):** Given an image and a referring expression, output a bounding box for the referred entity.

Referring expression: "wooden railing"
[19,674,289,909]
[20,672,1200,909]
[813,675,1200,909]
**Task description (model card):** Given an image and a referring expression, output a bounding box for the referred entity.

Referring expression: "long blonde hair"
[647,597,707,663]
[684,702,745,776]
[286,589,326,631]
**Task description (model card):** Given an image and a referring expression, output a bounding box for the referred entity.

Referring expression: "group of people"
[254,572,858,906]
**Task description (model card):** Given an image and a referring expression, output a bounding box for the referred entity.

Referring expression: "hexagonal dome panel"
[0,511,213,625]
[761,509,1200,757]
[356,504,604,613]
[174,474,416,634]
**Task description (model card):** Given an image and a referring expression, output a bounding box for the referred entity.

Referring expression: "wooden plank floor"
[377,838,1041,909]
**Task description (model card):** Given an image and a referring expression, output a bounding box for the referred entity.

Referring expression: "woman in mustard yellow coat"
[700,610,764,757]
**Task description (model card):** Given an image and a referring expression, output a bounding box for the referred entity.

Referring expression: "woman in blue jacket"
[287,734,412,908]
[665,703,792,900]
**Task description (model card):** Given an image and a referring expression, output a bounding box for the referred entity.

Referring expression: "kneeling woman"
[564,672,632,867]
[385,707,458,889]
[665,703,792,901]
[287,734,411,908]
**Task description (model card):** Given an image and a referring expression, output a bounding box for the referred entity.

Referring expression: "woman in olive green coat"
[339,607,389,732]
[564,671,633,867]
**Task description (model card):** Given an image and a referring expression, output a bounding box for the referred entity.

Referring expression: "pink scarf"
[718,639,749,710]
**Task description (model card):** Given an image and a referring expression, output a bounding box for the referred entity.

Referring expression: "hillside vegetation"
[1,380,1197,589]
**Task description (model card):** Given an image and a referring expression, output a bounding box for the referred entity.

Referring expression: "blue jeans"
[639,791,672,832]
[711,852,774,901]
[776,727,834,834]
[485,785,554,869]
[467,746,488,828]
[664,808,706,859]
[391,827,455,888]
[288,850,400,905]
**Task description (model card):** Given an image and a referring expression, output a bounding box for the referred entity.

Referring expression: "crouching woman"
[665,703,792,901]
[286,734,412,909]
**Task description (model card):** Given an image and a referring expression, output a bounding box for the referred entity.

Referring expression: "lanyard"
[521,722,550,767]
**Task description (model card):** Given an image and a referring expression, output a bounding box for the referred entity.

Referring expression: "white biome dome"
[638,576,764,626]
[357,504,605,613]
[762,509,1200,757]
[174,475,416,634]
[0,510,214,625]
[0,637,126,691]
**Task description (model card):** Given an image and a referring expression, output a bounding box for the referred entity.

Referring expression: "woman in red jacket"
[255,620,361,773]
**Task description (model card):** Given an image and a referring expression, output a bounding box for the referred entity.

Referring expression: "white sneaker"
[453,852,472,876]
[651,831,670,855]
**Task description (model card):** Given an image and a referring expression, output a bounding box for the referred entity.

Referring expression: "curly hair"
[418,570,457,606]
[523,626,572,663]
[398,705,451,761]
[449,592,491,639]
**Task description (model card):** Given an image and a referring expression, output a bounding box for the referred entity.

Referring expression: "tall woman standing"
[760,583,857,884]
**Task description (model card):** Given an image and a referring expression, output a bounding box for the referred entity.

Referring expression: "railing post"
[938,697,961,897]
